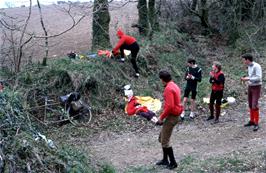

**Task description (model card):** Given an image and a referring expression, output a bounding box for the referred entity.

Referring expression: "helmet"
[124,84,133,98]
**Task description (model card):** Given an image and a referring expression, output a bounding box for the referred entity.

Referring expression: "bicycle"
[43,92,92,127]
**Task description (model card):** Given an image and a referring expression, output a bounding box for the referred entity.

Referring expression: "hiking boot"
[156,147,169,166]
[206,115,214,121]
[156,159,169,166]
[189,112,195,119]
[244,121,255,127]
[253,125,259,131]
[151,116,158,123]
[213,119,219,124]
[180,111,185,120]
[167,147,177,170]
[167,162,177,170]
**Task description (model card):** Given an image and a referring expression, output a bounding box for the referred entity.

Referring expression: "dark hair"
[241,53,253,62]
[159,70,172,82]
[187,58,196,64]
[213,61,222,71]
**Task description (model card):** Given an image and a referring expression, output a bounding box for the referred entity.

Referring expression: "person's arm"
[112,37,125,53]
[194,68,202,82]
[159,89,174,121]
[210,73,224,84]
[184,67,189,80]
[249,65,262,83]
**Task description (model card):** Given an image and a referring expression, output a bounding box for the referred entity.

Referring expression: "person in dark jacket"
[156,70,183,170]
[180,58,202,120]
[112,29,140,77]
[207,61,225,123]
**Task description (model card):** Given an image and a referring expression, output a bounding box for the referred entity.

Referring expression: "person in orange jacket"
[124,85,158,122]
[112,29,140,77]
[156,70,183,170]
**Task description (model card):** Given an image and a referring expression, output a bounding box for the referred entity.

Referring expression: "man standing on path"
[112,28,140,78]
[180,58,202,120]
[241,54,262,131]
[156,70,183,170]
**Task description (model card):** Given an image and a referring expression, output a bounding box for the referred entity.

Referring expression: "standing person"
[206,61,225,124]
[180,58,202,120]
[112,28,140,77]
[156,70,183,170]
[241,54,262,131]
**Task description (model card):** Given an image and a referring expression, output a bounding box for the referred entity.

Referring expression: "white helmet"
[124,84,133,98]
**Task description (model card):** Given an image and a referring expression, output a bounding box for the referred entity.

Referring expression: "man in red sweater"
[112,29,140,77]
[156,70,183,170]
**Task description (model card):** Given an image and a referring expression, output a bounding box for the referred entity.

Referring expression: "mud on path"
[67,95,266,172]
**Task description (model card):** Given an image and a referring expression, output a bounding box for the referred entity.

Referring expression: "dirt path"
[71,95,266,172]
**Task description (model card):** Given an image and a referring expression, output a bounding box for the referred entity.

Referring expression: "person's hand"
[241,76,249,81]
[209,71,214,77]
[155,119,163,126]
[112,50,119,56]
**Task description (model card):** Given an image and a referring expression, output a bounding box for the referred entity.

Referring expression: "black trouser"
[209,90,223,119]
[120,42,140,73]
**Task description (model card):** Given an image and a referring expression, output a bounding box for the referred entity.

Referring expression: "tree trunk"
[191,0,198,11]
[137,0,149,35]
[200,0,209,28]
[241,0,255,20]
[92,0,111,50]
[148,0,160,38]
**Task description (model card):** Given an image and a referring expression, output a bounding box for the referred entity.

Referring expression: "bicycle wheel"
[74,106,92,127]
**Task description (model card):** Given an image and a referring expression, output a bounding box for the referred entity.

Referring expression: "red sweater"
[113,30,136,54]
[126,96,148,116]
[160,81,183,120]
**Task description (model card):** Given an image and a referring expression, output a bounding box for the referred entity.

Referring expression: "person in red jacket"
[124,85,158,122]
[112,29,140,77]
[207,61,225,123]
[156,70,183,170]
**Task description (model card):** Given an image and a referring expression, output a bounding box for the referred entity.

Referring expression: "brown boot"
[207,104,214,121]
[214,104,220,123]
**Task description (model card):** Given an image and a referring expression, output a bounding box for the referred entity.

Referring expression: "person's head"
[241,53,253,65]
[124,84,133,98]
[159,70,172,86]
[187,58,196,67]
[116,28,124,38]
[212,61,222,72]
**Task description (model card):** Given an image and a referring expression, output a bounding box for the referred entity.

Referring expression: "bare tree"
[0,1,87,72]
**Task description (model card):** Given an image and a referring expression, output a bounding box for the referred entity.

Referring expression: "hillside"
[0,2,266,173]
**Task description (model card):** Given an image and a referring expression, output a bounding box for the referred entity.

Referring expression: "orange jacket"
[126,96,148,116]
[112,29,136,54]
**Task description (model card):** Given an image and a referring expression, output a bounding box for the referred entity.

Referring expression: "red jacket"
[210,71,225,91]
[160,81,183,120]
[113,29,136,54]
[126,96,148,116]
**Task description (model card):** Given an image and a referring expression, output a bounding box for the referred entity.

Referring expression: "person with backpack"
[156,70,183,170]
[112,28,140,77]
[206,61,225,124]
[241,54,262,131]
[180,58,202,120]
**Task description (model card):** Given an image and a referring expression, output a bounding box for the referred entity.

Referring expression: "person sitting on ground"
[112,28,140,78]
[124,85,158,123]
[207,61,225,124]
[180,58,202,120]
